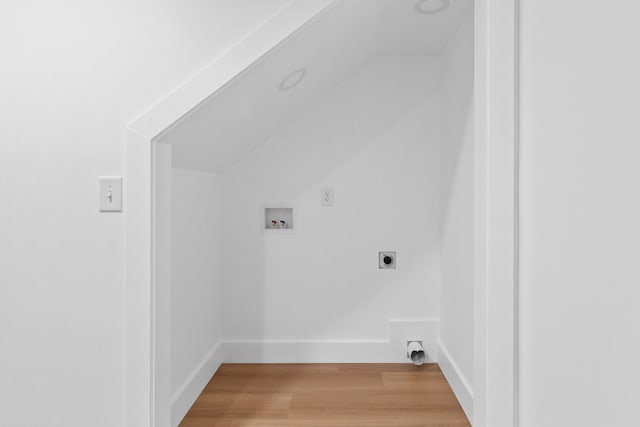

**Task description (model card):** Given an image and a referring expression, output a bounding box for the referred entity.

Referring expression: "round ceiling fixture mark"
[279,68,307,92]
[414,0,450,14]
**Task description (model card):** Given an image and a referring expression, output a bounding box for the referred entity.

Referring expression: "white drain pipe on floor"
[407,341,427,365]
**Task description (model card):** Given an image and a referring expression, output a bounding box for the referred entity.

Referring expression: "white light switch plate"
[321,187,334,207]
[99,176,123,212]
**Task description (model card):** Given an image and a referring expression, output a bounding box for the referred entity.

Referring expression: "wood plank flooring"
[180,364,470,426]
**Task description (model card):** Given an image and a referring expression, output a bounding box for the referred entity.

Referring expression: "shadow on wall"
[439,49,473,223]
[438,12,475,391]
[220,55,443,352]
[223,55,440,200]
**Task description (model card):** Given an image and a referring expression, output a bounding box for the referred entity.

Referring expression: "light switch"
[321,187,334,207]
[99,176,123,212]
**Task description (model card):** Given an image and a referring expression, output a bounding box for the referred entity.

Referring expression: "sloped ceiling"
[158,0,472,172]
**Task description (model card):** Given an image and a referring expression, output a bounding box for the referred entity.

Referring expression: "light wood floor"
[180,363,471,426]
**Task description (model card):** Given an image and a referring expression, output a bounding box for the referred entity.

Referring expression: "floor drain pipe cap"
[407,341,426,365]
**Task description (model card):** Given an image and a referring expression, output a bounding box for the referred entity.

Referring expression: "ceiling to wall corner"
[158,0,472,173]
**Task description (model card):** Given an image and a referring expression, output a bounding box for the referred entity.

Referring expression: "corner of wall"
[170,341,225,427]
[437,340,474,422]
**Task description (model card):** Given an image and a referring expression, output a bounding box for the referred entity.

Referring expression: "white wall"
[439,14,475,416]
[170,168,223,424]
[0,1,289,425]
[222,56,442,348]
[520,1,640,426]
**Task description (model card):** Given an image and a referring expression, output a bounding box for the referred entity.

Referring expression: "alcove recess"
[263,206,295,234]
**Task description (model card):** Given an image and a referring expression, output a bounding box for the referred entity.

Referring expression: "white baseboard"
[170,342,225,427]
[437,340,473,422]
[224,319,440,363]
[224,340,410,363]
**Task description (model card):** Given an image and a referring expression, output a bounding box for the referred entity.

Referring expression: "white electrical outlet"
[321,187,334,207]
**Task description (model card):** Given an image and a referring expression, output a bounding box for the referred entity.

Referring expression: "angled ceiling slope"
[134,0,472,173]
[127,0,337,140]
